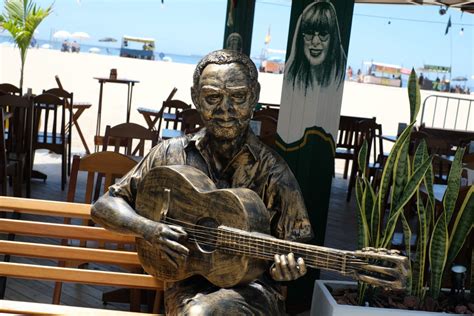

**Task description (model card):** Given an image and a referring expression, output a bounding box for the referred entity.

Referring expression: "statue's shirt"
[110,128,313,242]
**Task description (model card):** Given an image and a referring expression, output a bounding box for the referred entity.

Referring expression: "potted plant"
[312,70,473,315]
[0,0,52,90]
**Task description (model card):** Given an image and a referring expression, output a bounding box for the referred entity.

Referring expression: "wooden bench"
[0,196,163,315]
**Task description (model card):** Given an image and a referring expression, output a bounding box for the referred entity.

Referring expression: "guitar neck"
[217,226,355,275]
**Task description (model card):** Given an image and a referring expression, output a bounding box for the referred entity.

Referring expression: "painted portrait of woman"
[277,0,347,146]
[286,1,346,92]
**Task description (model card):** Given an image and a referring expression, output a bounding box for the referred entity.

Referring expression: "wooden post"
[223,0,256,56]
[275,0,355,312]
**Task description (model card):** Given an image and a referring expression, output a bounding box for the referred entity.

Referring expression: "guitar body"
[135,165,271,288]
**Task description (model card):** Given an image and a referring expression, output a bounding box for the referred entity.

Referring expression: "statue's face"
[193,63,256,140]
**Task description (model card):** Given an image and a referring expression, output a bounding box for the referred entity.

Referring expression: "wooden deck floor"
[2,150,358,312]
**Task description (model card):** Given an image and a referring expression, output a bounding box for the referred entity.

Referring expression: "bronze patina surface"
[92,49,312,315]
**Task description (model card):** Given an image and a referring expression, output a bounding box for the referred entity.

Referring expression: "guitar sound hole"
[194,217,219,253]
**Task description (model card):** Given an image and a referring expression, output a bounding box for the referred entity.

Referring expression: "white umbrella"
[53,30,71,39]
[71,31,90,40]
[40,43,51,49]
[89,47,101,54]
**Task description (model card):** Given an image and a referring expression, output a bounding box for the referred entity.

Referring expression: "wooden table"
[94,77,139,151]
[67,102,92,154]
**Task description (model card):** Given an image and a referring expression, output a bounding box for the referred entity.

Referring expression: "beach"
[1,45,473,155]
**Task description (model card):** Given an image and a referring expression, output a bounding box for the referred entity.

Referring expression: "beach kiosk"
[119,35,155,60]
[362,61,409,87]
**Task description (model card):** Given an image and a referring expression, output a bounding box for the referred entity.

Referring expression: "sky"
[6,0,474,86]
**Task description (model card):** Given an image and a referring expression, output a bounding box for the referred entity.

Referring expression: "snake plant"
[355,69,473,304]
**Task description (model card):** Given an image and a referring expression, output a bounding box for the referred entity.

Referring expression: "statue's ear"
[191,86,199,109]
[250,82,261,110]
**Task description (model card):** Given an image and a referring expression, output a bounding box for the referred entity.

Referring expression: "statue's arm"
[91,194,189,267]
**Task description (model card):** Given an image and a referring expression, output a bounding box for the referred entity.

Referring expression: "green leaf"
[358,140,368,177]
[408,68,421,123]
[390,137,410,215]
[429,214,448,299]
[400,212,412,294]
[377,122,415,218]
[443,148,465,223]
[356,178,370,249]
[446,186,474,267]
[413,193,427,296]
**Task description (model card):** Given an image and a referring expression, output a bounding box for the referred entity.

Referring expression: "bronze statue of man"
[92,49,313,315]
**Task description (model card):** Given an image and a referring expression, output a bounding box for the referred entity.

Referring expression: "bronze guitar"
[135,165,409,290]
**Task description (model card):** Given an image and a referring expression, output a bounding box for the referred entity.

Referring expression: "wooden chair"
[43,87,73,175]
[252,109,278,148]
[53,152,139,307]
[179,108,204,134]
[335,115,375,180]
[137,87,177,132]
[32,93,68,190]
[102,122,159,157]
[0,109,21,197]
[0,83,21,96]
[0,95,34,197]
[55,75,93,154]
[346,118,377,201]
[0,196,163,314]
[158,99,191,139]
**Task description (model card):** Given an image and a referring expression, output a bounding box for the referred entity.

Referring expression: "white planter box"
[311,280,464,316]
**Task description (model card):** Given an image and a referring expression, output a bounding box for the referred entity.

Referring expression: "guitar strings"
[161,217,358,266]
[160,218,364,272]
[162,216,356,262]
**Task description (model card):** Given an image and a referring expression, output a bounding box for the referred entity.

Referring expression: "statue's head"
[191,49,260,140]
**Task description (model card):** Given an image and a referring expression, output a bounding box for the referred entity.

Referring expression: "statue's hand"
[143,222,189,268]
[270,253,306,281]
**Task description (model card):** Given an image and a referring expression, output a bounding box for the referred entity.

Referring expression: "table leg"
[95,82,104,152]
[72,109,91,155]
[126,83,134,123]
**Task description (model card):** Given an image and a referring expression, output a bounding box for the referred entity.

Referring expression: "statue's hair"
[193,49,258,88]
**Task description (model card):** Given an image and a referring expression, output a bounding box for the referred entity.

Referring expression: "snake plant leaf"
[356,178,370,249]
[358,140,368,177]
[377,122,415,218]
[390,137,410,215]
[408,68,421,124]
[367,183,380,246]
[382,156,432,247]
[413,193,428,297]
[446,186,474,267]
[429,213,448,299]
[443,147,465,223]
[400,212,412,294]
[362,178,376,246]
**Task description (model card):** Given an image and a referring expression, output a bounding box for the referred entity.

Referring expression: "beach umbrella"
[53,30,71,39]
[99,37,117,43]
[71,31,90,40]
[452,76,468,81]
[40,43,51,49]
[89,47,101,54]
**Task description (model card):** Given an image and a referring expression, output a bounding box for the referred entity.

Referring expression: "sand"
[1,45,473,155]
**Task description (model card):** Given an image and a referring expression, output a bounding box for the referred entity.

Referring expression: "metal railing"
[420,94,474,131]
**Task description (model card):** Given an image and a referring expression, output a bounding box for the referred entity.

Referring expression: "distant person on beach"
[71,41,80,53]
[61,40,70,52]
[285,1,346,91]
[346,66,353,80]
[356,69,362,82]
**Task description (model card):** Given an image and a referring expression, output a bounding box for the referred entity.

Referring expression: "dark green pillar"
[276,0,355,313]
[223,0,256,56]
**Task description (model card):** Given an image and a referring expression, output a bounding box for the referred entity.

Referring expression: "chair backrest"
[0,109,7,195]
[157,99,191,132]
[252,110,278,147]
[67,152,138,204]
[0,83,21,96]
[102,122,159,156]
[337,115,375,151]
[179,109,203,134]
[0,95,34,165]
[33,93,67,149]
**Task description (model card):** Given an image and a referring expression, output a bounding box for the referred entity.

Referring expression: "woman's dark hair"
[286,1,346,91]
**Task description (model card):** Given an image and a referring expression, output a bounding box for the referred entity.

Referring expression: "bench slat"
[0,262,163,289]
[0,299,161,315]
[0,218,135,243]
[0,197,91,218]
[0,240,141,266]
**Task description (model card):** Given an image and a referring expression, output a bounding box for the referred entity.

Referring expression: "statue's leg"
[165,277,285,316]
